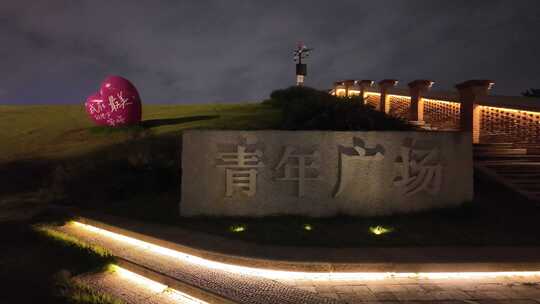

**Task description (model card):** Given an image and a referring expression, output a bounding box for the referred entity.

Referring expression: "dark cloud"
[1,0,540,104]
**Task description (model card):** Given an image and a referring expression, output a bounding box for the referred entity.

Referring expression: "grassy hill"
[0,103,281,162]
[1,103,282,222]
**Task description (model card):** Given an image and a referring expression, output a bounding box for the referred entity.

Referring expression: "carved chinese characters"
[275,147,321,197]
[393,140,443,197]
[335,140,385,198]
[216,141,264,197]
[182,131,473,217]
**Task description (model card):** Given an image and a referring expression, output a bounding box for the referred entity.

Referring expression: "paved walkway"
[79,267,540,304]
[280,276,540,303]
[57,222,540,303]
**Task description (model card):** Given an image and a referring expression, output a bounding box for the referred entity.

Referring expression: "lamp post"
[293,42,313,86]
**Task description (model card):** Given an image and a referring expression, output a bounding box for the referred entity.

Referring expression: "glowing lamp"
[229,225,246,233]
[369,225,393,235]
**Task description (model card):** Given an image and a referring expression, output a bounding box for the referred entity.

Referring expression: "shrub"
[264,86,412,131]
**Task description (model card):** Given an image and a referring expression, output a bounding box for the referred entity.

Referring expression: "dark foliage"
[522,88,540,97]
[0,221,113,304]
[264,86,412,130]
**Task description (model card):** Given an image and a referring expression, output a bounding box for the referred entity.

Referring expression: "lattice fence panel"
[388,96,411,120]
[423,98,461,130]
[365,94,380,109]
[480,106,540,143]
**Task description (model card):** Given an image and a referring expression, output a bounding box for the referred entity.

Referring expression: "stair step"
[488,169,540,174]
[503,178,540,183]
[484,163,540,167]
[511,144,535,147]
[527,149,540,154]
[474,143,514,147]
[474,155,540,162]
[507,179,540,184]
[485,168,540,175]
[474,150,528,155]
[501,173,540,178]
[474,155,540,158]
[512,184,540,191]
[521,191,540,201]
[474,143,540,202]
[473,147,526,150]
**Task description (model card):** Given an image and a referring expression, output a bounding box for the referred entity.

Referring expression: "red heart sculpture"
[84,75,142,127]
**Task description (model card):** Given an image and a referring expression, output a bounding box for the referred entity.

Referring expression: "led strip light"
[72,221,540,281]
[112,265,209,304]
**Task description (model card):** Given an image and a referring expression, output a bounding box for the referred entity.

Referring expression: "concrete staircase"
[474,142,540,202]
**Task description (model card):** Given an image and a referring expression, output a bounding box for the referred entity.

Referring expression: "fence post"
[408,80,434,125]
[378,79,399,113]
[359,80,374,104]
[343,80,354,97]
[455,80,494,144]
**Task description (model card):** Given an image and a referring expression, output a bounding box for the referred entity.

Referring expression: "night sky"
[2,1,540,104]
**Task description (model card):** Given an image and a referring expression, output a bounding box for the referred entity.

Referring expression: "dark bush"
[264,86,412,131]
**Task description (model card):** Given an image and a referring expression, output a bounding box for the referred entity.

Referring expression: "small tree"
[522,88,540,97]
[264,86,412,131]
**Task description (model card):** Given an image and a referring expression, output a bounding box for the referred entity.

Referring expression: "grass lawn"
[0,103,281,162]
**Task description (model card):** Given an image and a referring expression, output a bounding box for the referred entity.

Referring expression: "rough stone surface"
[181,131,473,217]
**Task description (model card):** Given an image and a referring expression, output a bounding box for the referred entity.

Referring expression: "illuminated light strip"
[112,265,209,304]
[113,264,167,293]
[480,105,540,116]
[346,93,539,116]
[422,98,461,106]
[72,222,540,281]
[387,94,411,100]
[335,89,362,96]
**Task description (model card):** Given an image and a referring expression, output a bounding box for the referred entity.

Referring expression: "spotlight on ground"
[229,224,247,233]
[369,225,393,236]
